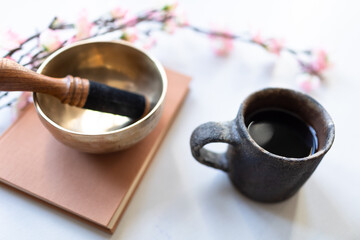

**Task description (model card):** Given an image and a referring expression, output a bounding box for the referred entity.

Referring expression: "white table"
[1,0,359,239]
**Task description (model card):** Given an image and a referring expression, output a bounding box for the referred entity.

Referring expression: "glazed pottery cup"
[190,88,335,202]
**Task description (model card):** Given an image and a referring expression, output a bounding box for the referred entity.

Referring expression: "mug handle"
[190,120,240,172]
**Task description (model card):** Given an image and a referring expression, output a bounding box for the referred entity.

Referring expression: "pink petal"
[210,30,234,57]
[296,73,321,92]
[266,38,284,55]
[0,29,24,50]
[39,29,62,52]
[251,31,263,44]
[311,49,329,72]
[175,10,189,27]
[75,10,94,41]
[110,6,128,19]
[163,19,177,34]
[121,28,138,43]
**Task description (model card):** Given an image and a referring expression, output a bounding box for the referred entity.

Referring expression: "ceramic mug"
[190,88,335,202]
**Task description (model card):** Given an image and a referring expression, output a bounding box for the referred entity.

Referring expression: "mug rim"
[237,87,335,161]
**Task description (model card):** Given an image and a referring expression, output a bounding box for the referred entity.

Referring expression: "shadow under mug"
[190,88,335,202]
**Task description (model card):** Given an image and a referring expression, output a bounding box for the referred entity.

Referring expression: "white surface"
[1,0,359,239]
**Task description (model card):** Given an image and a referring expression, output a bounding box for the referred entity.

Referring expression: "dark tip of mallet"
[83,81,148,119]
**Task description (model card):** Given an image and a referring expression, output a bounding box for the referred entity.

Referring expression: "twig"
[0,97,17,110]
[0,5,328,112]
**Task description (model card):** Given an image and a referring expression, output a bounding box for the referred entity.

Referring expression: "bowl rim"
[33,39,168,136]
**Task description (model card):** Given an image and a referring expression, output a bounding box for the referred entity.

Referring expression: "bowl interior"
[35,41,164,134]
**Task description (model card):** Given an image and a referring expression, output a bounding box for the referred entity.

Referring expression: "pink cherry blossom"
[174,9,189,27]
[251,31,264,45]
[163,19,177,34]
[311,49,329,73]
[162,2,188,28]
[110,6,128,19]
[296,73,321,92]
[209,28,234,57]
[39,29,62,52]
[121,28,138,43]
[147,10,164,21]
[109,11,137,29]
[0,29,24,50]
[266,38,284,55]
[74,10,94,41]
[121,12,138,26]
[5,56,16,61]
[160,2,188,33]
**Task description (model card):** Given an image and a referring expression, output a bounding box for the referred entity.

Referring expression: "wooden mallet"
[0,58,150,119]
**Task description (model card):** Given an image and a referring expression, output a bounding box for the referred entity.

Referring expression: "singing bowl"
[33,40,167,153]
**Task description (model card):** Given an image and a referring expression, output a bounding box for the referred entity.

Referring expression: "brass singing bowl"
[34,40,167,153]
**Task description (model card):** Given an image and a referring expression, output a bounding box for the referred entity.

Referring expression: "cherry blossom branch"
[0,3,330,114]
[0,92,8,100]
[184,23,328,93]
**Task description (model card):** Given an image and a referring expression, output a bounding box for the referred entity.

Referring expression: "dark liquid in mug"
[246,108,318,158]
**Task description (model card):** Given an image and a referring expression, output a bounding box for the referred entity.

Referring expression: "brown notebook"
[0,69,191,233]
